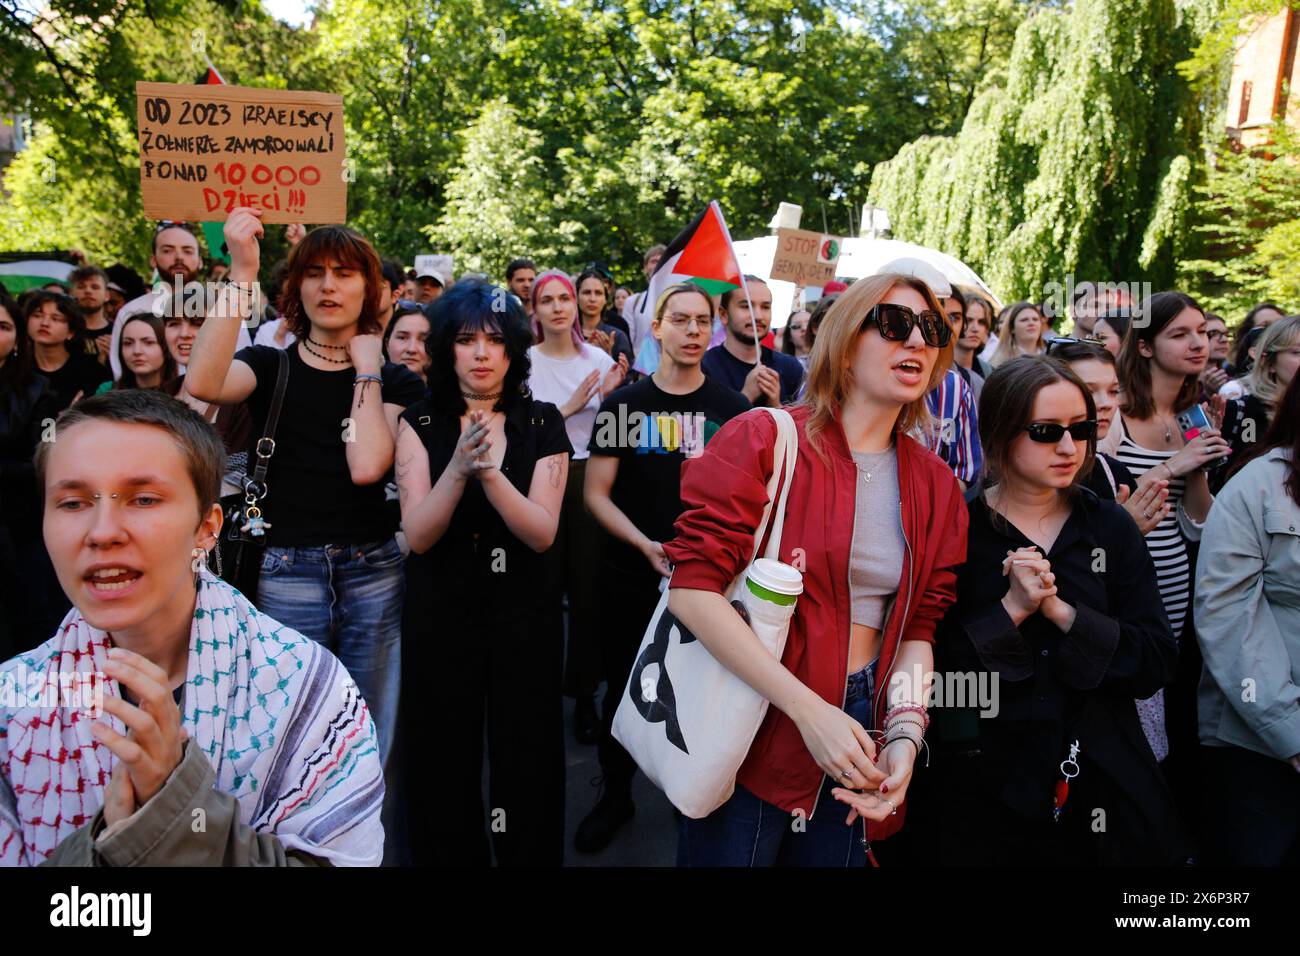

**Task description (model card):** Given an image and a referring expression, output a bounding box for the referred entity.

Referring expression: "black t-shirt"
[701,344,804,405]
[589,375,750,569]
[400,396,572,613]
[235,344,424,547]
[37,351,112,414]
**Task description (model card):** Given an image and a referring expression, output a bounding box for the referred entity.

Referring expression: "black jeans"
[549,458,606,699]
[1200,744,1300,866]
[596,558,665,800]
[403,564,565,866]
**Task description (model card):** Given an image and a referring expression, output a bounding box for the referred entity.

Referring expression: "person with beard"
[69,266,112,366]
[113,223,252,363]
[104,283,127,324]
[701,277,803,407]
[506,258,537,318]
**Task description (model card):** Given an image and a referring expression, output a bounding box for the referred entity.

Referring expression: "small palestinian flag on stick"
[633,200,754,375]
[196,59,230,263]
[197,59,226,85]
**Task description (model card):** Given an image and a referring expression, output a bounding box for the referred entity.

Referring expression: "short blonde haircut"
[800,273,954,458]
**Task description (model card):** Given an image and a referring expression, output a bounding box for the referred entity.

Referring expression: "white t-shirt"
[978,333,999,364]
[527,345,614,460]
[623,291,653,359]
[253,316,297,349]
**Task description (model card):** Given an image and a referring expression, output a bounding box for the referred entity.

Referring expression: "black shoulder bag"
[209,348,289,603]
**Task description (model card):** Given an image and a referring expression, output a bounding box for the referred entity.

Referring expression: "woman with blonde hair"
[665,273,968,866]
[989,301,1047,368]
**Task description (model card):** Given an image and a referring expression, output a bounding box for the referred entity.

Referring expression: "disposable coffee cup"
[745,558,804,606]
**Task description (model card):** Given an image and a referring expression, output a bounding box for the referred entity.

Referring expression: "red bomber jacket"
[663,402,969,841]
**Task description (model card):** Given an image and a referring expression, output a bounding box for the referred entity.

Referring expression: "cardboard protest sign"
[769,228,842,286]
[414,254,454,282]
[136,82,347,224]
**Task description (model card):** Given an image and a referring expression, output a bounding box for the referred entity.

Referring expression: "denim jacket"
[1195,448,1300,761]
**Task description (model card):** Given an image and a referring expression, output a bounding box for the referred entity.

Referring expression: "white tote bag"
[612,406,802,818]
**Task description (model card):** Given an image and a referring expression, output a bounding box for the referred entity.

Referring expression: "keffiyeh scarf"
[0,568,383,866]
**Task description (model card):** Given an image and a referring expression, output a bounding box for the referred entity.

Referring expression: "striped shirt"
[1114,422,1192,763]
[923,368,983,485]
[1113,436,1191,636]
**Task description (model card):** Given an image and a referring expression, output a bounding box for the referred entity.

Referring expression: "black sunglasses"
[862,303,953,348]
[1024,421,1099,443]
[1045,335,1106,355]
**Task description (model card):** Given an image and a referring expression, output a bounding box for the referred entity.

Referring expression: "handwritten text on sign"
[136,82,347,224]
[769,228,842,286]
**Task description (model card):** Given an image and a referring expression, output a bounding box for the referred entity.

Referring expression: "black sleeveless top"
[400,396,571,613]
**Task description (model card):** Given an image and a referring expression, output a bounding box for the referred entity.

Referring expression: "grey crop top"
[849,447,905,629]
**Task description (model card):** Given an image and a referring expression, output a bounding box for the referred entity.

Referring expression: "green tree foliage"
[1178,122,1300,314]
[0,0,316,270]
[427,97,561,275]
[869,0,1203,300]
[0,0,1046,281]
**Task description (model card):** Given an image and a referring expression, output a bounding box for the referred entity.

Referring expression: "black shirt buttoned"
[930,489,1185,860]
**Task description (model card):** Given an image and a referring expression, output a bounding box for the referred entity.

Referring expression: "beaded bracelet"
[885,715,927,734]
[884,703,930,730]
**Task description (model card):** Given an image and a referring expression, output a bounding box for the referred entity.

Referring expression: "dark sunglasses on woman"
[862,303,953,348]
[1024,420,1099,443]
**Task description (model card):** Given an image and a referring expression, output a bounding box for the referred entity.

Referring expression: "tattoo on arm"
[395,449,414,506]
[547,456,562,490]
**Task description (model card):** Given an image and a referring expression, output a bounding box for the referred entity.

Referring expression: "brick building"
[1226,6,1300,147]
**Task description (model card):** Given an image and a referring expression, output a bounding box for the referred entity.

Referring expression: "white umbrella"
[732,235,1001,329]
[833,238,1001,306]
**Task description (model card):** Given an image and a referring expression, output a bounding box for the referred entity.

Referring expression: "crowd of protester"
[1,207,1297,868]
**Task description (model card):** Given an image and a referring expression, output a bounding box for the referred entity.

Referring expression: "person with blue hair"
[394,278,573,866]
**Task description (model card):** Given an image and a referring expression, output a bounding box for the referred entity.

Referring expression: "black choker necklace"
[306,336,348,350]
[302,338,352,364]
[462,390,502,401]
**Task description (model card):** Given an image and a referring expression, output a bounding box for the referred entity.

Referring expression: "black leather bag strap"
[247,348,289,492]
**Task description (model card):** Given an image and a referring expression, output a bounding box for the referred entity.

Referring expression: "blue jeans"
[678,659,877,867]
[256,538,404,766]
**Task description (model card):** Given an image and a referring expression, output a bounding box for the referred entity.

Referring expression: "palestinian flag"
[197,60,230,261]
[0,253,76,295]
[632,201,747,374]
[196,61,226,85]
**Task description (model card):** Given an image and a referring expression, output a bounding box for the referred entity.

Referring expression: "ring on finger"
[840,768,854,779]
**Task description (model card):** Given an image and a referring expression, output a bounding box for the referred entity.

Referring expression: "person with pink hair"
[526,270,627,743]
